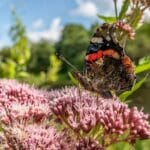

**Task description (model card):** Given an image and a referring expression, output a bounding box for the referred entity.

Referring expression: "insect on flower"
[58,23,136,98]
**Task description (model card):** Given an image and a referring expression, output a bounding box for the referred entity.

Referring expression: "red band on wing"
[86,51,103,62]
[86,49,120,62]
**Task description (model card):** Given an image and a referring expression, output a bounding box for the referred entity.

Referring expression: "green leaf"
[135,63,150,74]
[139,56,150,65]
[68,72,78,85]
[97,15,116,23]
[135,139,150,150]
[119,74,149,101]
[107,142,132,150]
[135,56,150,74]
[119,0,130,19]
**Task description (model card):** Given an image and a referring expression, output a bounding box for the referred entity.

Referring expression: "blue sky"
[0,0,149,47]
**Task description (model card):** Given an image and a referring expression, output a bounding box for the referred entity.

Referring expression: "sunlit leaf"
[47,54,62,82]
[119,74,149,101]
[119,0,130,19]
[135,56,150,74]
[135,63,150,74]
[97,15,116,23]
[139,56,150,65]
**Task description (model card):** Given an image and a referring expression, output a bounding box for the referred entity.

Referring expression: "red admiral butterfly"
[73,23,136,98]
[58,23,136,98]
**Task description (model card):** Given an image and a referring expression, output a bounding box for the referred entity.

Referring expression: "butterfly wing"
[74,23,136,97]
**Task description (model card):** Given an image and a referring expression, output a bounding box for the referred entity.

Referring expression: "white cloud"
[71,0,98,18]
[71,0,124,18]
[32,19,44,29]
[27,17,62,43]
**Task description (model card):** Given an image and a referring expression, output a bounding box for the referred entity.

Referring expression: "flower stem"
[113,0,118,20]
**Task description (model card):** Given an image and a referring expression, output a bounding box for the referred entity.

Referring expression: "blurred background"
[0,0,149,113]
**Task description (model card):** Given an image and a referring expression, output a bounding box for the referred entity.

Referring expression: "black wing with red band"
[73,23,136,98]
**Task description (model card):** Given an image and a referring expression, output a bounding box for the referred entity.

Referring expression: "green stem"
[113,0,118,20]
[123,35,128,49]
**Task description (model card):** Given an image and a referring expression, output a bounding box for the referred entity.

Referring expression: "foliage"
[0,11,30,79]
[27,40,55,73]
[119,74,148,101]
[97,15,116,23]
[118,0,130,19]
[135,56,150,74]
[56,24,89,70]
[46,54,62,82]
[108,140,150,150]
[126,23,150,60]
[9,10,26,42]
[0,12,62,85]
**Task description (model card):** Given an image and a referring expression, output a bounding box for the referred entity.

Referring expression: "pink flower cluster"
[0,79,51,124]
[2,124,74,150]
[76,138,104,150]
[0,80,149,149]
[116,21,135,39]
[50,87,150,143]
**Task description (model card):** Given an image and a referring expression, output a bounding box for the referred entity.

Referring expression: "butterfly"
[72,23,136,98]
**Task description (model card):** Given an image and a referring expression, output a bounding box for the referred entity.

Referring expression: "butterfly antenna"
[56,53,79,71]
[113,0,118,20]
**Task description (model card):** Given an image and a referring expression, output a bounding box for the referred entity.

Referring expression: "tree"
[0,10,30,79]
[56,24,89,71]
[126,23,150,61]
[28,40,55,73]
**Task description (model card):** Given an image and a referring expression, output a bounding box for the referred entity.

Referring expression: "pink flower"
[2,124,74,150]
[2,123,105,150]
[0,80,149,148]
[76,138,104,150]
[116,21,135,39]
[0,79,51,124]
[50,87,150,144]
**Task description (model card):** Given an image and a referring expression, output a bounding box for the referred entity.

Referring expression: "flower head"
[50,87,150,144]
[0,79,51,124]
[2,124,74,150]
[115,21,135,39]
[76,138,104,150]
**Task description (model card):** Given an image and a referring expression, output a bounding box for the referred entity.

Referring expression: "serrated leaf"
[119,0,130,19]
[119,74,148,101]
[68,72,78,85]
[97,15,116,23]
